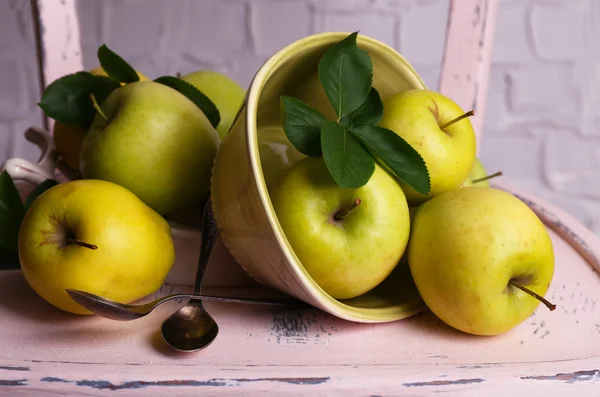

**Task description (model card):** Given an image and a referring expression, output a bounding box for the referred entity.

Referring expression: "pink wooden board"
[1,182,599,395]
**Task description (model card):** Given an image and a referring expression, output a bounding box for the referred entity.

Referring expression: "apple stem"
[440,110,475,130]
[67,237,98,250]
[471,171,503,184]
[89,93,109,123]
[509,280,556,311]
[334,198,362,221]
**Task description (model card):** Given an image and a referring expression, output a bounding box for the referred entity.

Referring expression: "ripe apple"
[181,70,245,139]
[52,66,149,171]
[408,186,555,336]
[379,89,477,204]
[18,179,175,315]
[270,156,411,299]
[80,81,220,215]
[462,157,503,188]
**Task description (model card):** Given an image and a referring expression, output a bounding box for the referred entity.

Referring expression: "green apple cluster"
[9,45,247,315]
[270,35,556,336]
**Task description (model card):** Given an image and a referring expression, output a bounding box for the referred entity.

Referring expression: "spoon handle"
[194,197,219,295]
[163,293,302,307]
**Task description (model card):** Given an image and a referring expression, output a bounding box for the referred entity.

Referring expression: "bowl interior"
[247,32,428,321]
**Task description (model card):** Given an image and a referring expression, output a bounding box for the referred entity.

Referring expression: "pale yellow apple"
[270,157,411,299]
[408,187,555,335]
[18,179,175,315]
[463,157,490,187]
[181,70,245,139]
[379,89,477,204]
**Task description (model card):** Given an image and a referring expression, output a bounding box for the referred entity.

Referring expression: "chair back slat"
[439,0,498,151]
[32,0,84,129]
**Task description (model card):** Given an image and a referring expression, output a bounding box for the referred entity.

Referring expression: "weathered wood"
[31,0,84,130]
[1,182,599,395]
[439,0,499,149]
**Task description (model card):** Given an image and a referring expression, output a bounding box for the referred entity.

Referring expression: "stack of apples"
[11,46,246,315]
[270,88,556,336]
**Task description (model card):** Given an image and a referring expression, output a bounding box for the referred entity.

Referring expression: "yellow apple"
[379,89,477,204]
[18,179,175,315]
[408,187,555,335]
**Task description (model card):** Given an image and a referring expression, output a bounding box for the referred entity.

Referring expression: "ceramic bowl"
[211,32,429,323]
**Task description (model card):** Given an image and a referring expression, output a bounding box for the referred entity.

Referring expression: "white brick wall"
[1,0,600,233]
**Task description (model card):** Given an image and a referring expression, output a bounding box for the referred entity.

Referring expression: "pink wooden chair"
[1,0,599,394]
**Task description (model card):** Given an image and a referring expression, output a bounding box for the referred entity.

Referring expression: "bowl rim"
[244,32,427,322]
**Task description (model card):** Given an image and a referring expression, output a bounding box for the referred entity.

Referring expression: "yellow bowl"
[211,32,427,323]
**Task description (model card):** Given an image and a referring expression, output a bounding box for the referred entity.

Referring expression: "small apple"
[270,156,411,299]
[80,81,220,215]
[51,66,149,171]
[18,179,175,315]
[379,89,477,204]
[181,70,245,139]
[462,157,502,187]
[408,186,555,336]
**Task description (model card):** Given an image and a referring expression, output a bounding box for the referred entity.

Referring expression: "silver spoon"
[159,196,223,352]
[65,289,297,321]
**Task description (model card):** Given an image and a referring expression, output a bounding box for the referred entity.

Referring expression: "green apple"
[181,70,245,139]
[408,186,555,336]
[463,157,502,187]
[270,156,411,299]
[18,179,175,315]
[379,89,477,204]
[80,81,220,215]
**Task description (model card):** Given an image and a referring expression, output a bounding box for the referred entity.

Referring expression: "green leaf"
[24,179,58,213]
[38,72,121,128]
[321,120,374,189]
[0,171,25,252]
[340,87,383,128]
[154,76,220,129]
[350,125,431,195]
[97,44,140,83]
[281,96,327,156]
[0,245,20,270]
[318,31,372,120]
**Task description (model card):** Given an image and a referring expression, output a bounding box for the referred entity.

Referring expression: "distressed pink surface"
[1,183,599,395]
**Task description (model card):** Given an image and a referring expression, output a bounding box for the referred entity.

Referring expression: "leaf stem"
[509,280,556,311]
[89,93,109,123]
[67,238,98,250]
[471,171,503,184]
[334,198,362,221]
[439,110,475,130]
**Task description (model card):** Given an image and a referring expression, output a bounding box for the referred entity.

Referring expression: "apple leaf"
[350,125,431,195]
[0,171,25,253]
[24,179,58,213]
[97,44,140,84]
[154,76,220,129]
[318,32,372,120]
[340,87,383,128]
[0,245,20,270]
[321,120,374,189]
[38,72,121,128]
[281,96,327,156]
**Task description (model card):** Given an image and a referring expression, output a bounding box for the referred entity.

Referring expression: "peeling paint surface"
[403,378,485,387]
[521,369,600,384]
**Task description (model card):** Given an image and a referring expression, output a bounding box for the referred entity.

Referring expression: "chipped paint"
[39,376,329,390]
[0,366,29,371]
[521,369,600,384]
[403,378,485,387]
[0,379,27,386]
